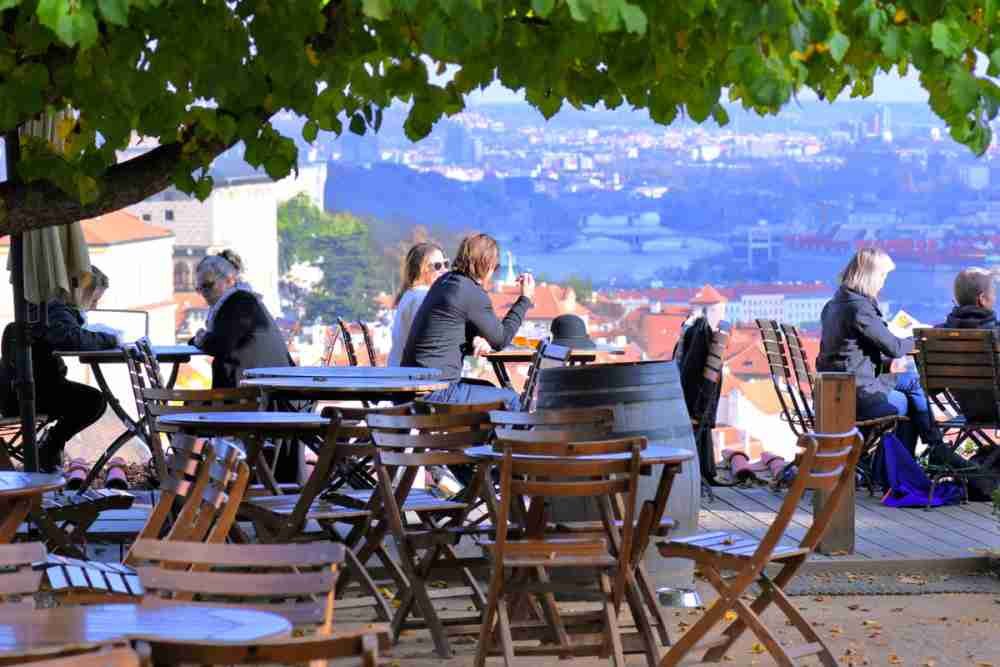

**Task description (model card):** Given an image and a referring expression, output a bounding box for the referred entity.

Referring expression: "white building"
[272,161,328,208]
[129,176,281,316]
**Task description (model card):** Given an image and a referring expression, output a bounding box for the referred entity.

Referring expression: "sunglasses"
[197,281,215,292]
[430,260,450,271]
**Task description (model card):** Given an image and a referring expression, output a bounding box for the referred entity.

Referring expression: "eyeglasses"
[431,260,450,271]
[197,281,215,292]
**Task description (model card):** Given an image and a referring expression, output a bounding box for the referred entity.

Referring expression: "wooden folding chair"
[0,643,146,667]
[367,408,498,657]
[338,317,362,367]
[239,409,403,623]
[321,325,343,367]
[357,320,378,366]
[518,341,572,411]
[145,628,380,667]
[474,434,644,667]
[131,538,343,630]
[43,437,249,602]
[914,328,1000,500]
[757,320,898,492]
[656,428,864,667]
[0,542,45,608]
[0,415,51,469]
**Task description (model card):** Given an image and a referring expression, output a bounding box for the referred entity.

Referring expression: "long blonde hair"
[839,247,895,299]
[394,242,443,306]
[453,233,499,284]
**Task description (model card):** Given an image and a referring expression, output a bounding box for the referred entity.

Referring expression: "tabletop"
[240,376,450,397]
[464,444,694,466]
[0,471,65,497]
[0,603,291,652]
[55,344,204,364]
[157,411,329,434]
[244,365,443,380]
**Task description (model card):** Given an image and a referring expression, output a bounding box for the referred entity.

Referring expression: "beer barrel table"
[537,359,700,587]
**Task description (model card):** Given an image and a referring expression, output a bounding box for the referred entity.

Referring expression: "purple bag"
[878,432,963,508]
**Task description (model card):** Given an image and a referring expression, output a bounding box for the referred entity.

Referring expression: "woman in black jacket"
[2,266,119,472]
[190,250,292,389]
[817,248,941,456]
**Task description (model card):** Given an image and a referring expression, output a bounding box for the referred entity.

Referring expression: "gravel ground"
[351,587,1000,666]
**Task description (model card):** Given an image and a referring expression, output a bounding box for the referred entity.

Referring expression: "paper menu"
[887,309,926,339]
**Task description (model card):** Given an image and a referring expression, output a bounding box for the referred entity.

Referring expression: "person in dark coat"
[939,267,998,422]
[190,250,292,389]
[401,232,533,409]
[817,247,942,456]
[2,266,118,472]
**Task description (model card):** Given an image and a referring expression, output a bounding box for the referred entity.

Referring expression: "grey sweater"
[401,272,532,382]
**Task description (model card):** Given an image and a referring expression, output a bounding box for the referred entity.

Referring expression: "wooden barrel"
[537,360,699,587]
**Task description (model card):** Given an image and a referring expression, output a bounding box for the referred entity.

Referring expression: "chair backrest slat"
[915,328,1000,424]
[519,341,573,411]
[337,318,360,367]
[755,319,814,436]
[357,320,378,366]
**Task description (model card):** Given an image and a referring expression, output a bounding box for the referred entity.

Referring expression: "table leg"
[244,433,282,496]
[0,497,32,543]
[79,362,149,493]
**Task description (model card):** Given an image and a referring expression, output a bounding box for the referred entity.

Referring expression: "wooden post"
[812,372,856,555]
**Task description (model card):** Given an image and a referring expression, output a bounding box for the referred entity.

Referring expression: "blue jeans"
[857,371,939,456]
[423,380,522,411]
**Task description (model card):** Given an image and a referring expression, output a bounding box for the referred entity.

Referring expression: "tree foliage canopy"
[278,193,383,321]
[1,0,999,234]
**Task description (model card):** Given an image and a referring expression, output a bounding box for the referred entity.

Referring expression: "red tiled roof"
[489,283,575,321]
[0,210,173,247]
[690,284,727,305]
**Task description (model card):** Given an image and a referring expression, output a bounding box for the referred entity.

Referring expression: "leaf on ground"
[724,610,738,622]
[750,642,766,654]
[888,655,902,665]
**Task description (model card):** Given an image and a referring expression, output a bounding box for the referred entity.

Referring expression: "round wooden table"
[0,471,65,543]
[244,366,443,380]
[0,602,291,657]
[156,412,330,495]
[239,376,450,404]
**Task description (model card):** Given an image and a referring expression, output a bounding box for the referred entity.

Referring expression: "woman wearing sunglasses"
[387,242,449,367]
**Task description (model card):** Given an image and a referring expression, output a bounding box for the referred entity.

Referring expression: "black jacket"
[816,285,913,397]
[193,291,292,389]
[1,301,119,399]
[942,305,998,330]
[401,272,532,382]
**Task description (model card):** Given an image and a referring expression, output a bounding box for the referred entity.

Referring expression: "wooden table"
[465,443,693,660]
[156,412,329,495]
[55,344,206,491]
[486,345,626,390]
[0,602,291,658]
[239,376,450,404]
[244,365,443,380]
[0,471,65,542]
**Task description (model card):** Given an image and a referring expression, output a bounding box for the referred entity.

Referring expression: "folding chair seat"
[0,415,51,469]
[23,487,134,558]
[0,542,46,608]
[656,428,864,667]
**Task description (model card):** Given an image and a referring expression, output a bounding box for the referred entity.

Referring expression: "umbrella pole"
[4,130,37,472]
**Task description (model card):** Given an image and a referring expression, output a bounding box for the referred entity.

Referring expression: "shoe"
[104,457,129,491]
[65,458,89,491]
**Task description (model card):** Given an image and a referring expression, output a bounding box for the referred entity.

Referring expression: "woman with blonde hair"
[387,242,448,367]
[817,247,941,456]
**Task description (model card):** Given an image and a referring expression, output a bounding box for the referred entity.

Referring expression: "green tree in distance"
[278,193,382,321]
[1,0,999,236]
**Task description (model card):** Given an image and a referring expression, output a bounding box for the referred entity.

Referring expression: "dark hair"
[394,242,443,306]
[954,267,994,307]
[452,233,499,284]
[197,249,244,282]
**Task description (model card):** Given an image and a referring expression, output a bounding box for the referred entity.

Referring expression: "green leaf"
[348,112,366,135]
[531,0,555,18]
[97,0,129,26]
[0,1,21,10]
[37,0,100,48]
[930,19,966,58]
[361,0,391,20]
[302,119,319,143]
[828,31,849,63]
[990,48,1000,77]
[620,4,647,35]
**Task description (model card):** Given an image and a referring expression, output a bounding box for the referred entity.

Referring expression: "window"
[165,209,175,221]
[174,262,191,291]
[141,213,151,222]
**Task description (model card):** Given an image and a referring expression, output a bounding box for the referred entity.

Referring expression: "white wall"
[209,182,281,316]
[273,162,327,208]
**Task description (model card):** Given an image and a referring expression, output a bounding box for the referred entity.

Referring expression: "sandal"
[104,457,129,491]
[65,458,89,491]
